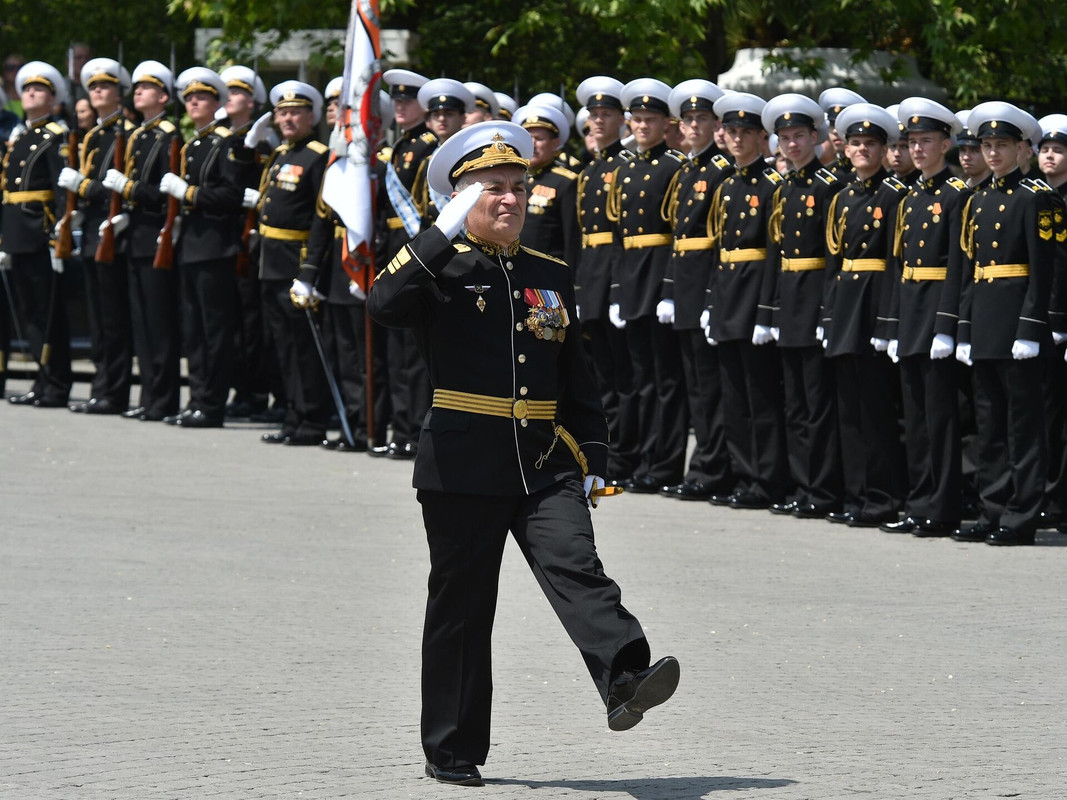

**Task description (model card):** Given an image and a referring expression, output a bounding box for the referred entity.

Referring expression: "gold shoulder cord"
[576,171,588,226]
[825,191,844,255]
[661,169,683,225]
[605,167,621,223]
[411,159,429,218]
[959,194,975,259]
[893,198,907,258]
[706,183,725,245]
[767,185,784,245]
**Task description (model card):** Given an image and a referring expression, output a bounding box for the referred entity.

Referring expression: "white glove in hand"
[159,172,189,200]
[242,188,260,209]
[245,112,273,148]
[699,309,711,330]
[109,213,129,236]
[887,339,899,363]
[349,280,366,301]
[955,343,973,366]
[102,168,129,194]
[1011,339,1039,360]
[770,327,780,341]
[49,248,64,273]
[655,299,675,325]
[435,181,484,239]
[0,251,11,271]
[1054,331,1067,346]
[930,333,954,360]
[289,278,325,309]
[157,217,182,247]
[57,167,82,192]
[816,325,825,342]
[752,324,774,346]
[608,303,626,330]
[870,337,889,352]
[583,474,606,509]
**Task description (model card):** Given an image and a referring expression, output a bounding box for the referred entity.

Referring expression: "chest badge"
[523,288,570,342]
[464,284,490,312]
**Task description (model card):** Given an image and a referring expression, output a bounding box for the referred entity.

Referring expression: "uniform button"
[513,290,520,299]
[516,323,523,331]
[506,261,514,270]
[519,386,528,396]
[520,419,529,427]
[593,206,599,214]
[518,354,526,363]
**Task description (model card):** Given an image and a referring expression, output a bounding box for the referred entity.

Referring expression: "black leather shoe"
[986,527,1035,546]
[122,406,146,419]
[769,500,797,515]
[1037,510,1061,530]
[386,441,416,460]
[176,409,223,428]
[913,519,958,538]
[68,400,90,413]
[424,762,483,787]
[285,432,322,446]
[607,655,680,732]
[729,491,769,510]
[848,511,898,528]
[9,391,42,406]
[880,516,918,533]
[826,511,853,524]
[659,482,685,498]
[262,431,290,444]
[675,481,716,501]
[794,503,836,519]
[140,410,169,422]
[82,398,125,415]
[952,521,995,542]
[368,444,390,458]
[321,436,368,452]
[163,409,195,426]
[627,475,663,494]
[708,492,735,506]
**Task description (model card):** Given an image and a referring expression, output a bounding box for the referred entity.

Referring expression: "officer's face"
[776,125,817,166]
[393,97,422,130]
[133,82,167,115]
[680,110,718,153]
[723,124,765,165]
[908,131,951,174]
[886,140,914,174]
[1039,141,1067,180]
[588,106,624,148]
[428,108,464,142]
[184,91,219,126]
[630,110,667,150]
[275,106,314,142]
[958,145,988,179]
[458,165,526,244]
[463,107,493,128]
[981,136,1028,177]
[19,83,54,117]
[225,87,255,121]
[845,134,886,176]
[89,81,120,115]
[528,127,560,170]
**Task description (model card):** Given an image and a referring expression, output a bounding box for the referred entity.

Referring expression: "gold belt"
[841,258,886,272]
[582,231,614,248]
[258,223,310,242]
[674,237,713,252]
[902,265,947,281]
[432,389,557,420]
[780,257,825,272]
[719,247,767,264]
[974,263,1029,282]
[623,233,672,249]
[3,189,54,204]
[385,216,405,230]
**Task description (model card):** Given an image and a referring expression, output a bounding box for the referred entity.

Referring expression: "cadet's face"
[528,127,560,170]
[133,82,167,114]
[630,110,667,149]
[428,108,463,142]
[458,165,526,244]
[184,91,219,126]
[680,109,718,153]
[828,127,845,153]
[588,106,624,148]
[89,81,120,114]
[274,106,314,142]
[887,140,914,174]
[1039,141,1067,180]
[958,144,988,178]
[776,125,817,166]
[325,99,338,128]
[393,97,422,130]
[225,87,255,121]
[463,107,493,128]
[908,131,950,174]
[20,84,54,117]
[846,134,886,177]
[723,125,765,165]
[981,136,1026,177]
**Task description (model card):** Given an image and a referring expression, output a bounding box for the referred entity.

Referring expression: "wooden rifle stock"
[235,151,262,279]
[53,130,79,259]
[94,127,126,263]
[153,137,181,270]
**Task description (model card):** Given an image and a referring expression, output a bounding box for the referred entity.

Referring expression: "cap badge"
[492,133,507,152]
[911,115,919,123]
[284,91,295,101]
[642,95,649,103]
[784,112,791,120]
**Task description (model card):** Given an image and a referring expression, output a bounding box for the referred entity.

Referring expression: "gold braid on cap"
[451,133,530,180]
[183,80,219,98]
[227,79,254,94]
[24,75,57,93]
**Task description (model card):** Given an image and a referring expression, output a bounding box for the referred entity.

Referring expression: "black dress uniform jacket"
[576,140,625,320]
[75,111,135,258]
[175,122,247,265]
[380,121,437,259]
[521,160,580,270]
[367,227,609,495]
[0,120,67,253]
[121,114,180,260]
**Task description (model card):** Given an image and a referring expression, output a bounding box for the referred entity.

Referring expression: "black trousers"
[899,354,961,522]
[678,328,733,489]
[417,479,650,768]
[179,258,236,419]
[583,318,640,479]
[385,326,430,446]
[260,278,331,438]
[718,339,789,502]
[83,256,132,405]
[973,358,1046,533]
[7,250,71,402]
[624,315,687,484]
[780,345,841,509]
[1043,345,1067,518]
[321,301,391,445]
[231,269,272,410]
[128,256,181,417]
[832,351,904,517]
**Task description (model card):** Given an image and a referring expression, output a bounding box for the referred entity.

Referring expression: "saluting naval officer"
[881,98,969,536]
[818,88,864,182]
[2,61,73,407]
[953,103,1056,546]
[659,78,736,501]
[760,93,845,518]
[367,121,678,786]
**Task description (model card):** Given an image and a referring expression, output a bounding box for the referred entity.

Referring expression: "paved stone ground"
[3,373,1066,799]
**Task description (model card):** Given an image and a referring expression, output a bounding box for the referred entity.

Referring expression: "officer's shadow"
[489,775,797,798]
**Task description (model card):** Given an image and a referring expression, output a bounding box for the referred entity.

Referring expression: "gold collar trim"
[466,231,520,257]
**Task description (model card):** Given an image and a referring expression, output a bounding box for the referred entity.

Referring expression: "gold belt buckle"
[512,399,528,419]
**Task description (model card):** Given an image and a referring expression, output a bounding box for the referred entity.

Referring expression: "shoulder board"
[123,119,136,132]
[665,149,686,162]
[307,140,329,154]
[159,120,177,134]
[815,167,838,185]
[1022,177,1053,193]
[710,154,731,171]
[944,176,967,192]
[617,149,636,162]
[420,131,438,145]
[882,175,907,193]
[520,246,568,266]
[214,126,232,138]
[550,165,579,181]
[453,243,472,253]
[763,167,783,184]
[45,121,67,135]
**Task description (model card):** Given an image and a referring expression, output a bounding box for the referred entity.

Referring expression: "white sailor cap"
[513,104,570,143]
[761,93,824,134]
[526,92,575,127]
[270,80,323,123]
[897,97,962,137]
[621,79,672,116]
[576,76,625,111]
[80,58,131,94]
[324,77,343,102]
[1039,114,1067,147]
[418,78,476,114]
[463,82,499,117]
[427,120,533,196]
[16,61,67,105]
[575,106,590,135]
[884,104,907,137]
[220,66,267,104]
[955,110,980,146]
[819,87,865,125]
[493,92,517,120]
[176,67,228,103]
[669,79,725,119]
[969,101,1041,146]
[713,91,766,129]
[834,102,900,144]
[383,69,428,99]
[131,60,173,95]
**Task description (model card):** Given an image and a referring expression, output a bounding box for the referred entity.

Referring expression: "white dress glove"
[349,280,366,301]
[245,112,273,149]
[770,327,780,341]
[870,337,889,352]
[242,188,260,209]
[608,303,626,329]
[1011,339,1039,360]
[1054,331,1067,346]
[0,251,11,271]
[955,343,973,366]
[816,325,825,342]
[290,278,325,309]
[98,213,129,236]
[699,309,716,345]
[102,168,129,194]
[49,248,64,273]
[157,216,182,247]
[159,173,189,200]
[752,324,774,346]
[655,299,675,325]
[930,333,954,360]
[435,181,483,239]
[887,339,899,363]
[57,167,82,192]
[583,474,606,509]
